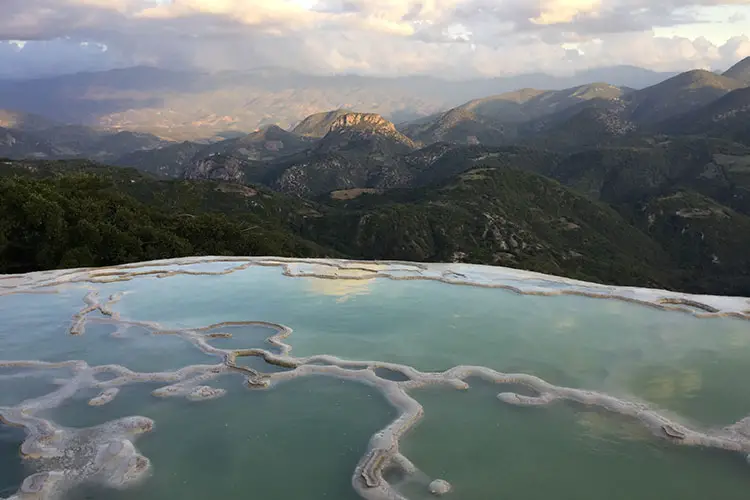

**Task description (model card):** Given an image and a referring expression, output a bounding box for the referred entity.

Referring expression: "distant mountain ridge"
[723,56,750,84]
[401,82,630,146]
[464,82,628,122]
[3,56,750,194]
[0,109,169,161]
[0,65,677,141]
[658,87,750,145]
[0,109,61,131]
[401,64,750,150]
[193,125,313,161]
[626,69,743,124]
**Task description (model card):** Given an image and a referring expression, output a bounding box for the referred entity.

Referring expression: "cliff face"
[329,113,396,132]
[317,112,418,154]
[180,113,418,193]
[183,155,248,183]
[292,110,351,138]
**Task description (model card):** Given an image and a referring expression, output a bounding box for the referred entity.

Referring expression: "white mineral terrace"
[1,258,749,500]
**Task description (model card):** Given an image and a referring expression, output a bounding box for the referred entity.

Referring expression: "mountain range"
[0,65,677,141]
[3,58,750,295]
[4,58,746,166]
[0,109,168,161]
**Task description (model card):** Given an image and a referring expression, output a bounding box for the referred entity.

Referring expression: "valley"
[2,58,750,296]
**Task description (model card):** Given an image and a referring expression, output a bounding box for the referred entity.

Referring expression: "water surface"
[1,259,750,500]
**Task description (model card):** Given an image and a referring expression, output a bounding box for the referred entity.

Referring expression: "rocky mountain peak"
[291,110,351,138]
[319,112,418,152]
[329,113,398,134]
[183,154,247,184]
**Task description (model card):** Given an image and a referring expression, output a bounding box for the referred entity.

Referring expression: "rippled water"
[1,260,750,500]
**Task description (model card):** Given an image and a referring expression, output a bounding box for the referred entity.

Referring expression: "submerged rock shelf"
[1,258,750,500]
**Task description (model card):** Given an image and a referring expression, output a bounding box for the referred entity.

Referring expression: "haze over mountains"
[3,57,750,295]
[0,64,677,141]
[1,58,748,157]
[3,57,750,180]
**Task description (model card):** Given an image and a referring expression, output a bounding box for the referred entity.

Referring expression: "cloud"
[135,0,321,30]
[0,0,750,79]
[531,0,603,25]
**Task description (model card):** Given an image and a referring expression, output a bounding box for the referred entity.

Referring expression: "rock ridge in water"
[1,257,750,500]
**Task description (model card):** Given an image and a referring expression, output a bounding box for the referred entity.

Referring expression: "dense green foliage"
[0,161,331,273]
[5,62,750,297]
[305,167,674,288]
[2,149,750,296]
[632,191,750,296]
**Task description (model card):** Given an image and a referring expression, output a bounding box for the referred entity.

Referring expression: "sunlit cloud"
[531,0,603,25]
[1,0,750,78]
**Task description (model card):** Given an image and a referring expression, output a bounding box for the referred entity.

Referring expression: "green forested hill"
[3,62,750,297]
[0,160,332,273]
[304,166,673,288]
[632,191,750,295]
[535,138,750,294]
[545,138,750,215]
[1,156,749,296]
[656,87,750,146]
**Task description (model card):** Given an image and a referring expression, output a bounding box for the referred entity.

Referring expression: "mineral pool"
[2,257,750,500]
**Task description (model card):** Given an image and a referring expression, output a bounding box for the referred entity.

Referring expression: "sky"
[0,0,749,80]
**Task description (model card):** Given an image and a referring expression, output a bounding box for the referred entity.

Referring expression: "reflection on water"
[638,368,703,401]
[306,275,374,302]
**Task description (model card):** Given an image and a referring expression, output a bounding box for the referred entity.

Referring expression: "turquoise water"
[401,383,750,500]
[56,376,395,500]
[1,262,750,499]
